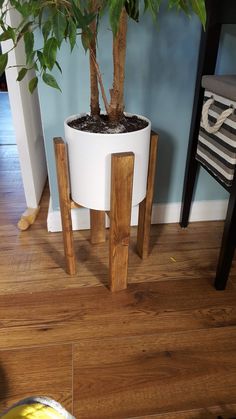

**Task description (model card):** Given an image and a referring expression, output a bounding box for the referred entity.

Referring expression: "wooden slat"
[90,210,106,244]
[109,152,134,291]
[0,344,72,412]
[54,138,77,275]
[137,131,158,258]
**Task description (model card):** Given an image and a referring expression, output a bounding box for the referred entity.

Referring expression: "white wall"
[1,9,47,208]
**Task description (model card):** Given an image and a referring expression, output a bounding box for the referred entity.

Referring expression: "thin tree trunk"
[108,8,128,123]
[89,0,100,116]
[89,47,110,115]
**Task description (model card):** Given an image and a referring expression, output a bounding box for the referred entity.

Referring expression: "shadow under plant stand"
[54,131,158,292]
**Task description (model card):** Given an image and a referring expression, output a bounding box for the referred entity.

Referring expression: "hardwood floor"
[0,345,72,412]
[0,143,236,418]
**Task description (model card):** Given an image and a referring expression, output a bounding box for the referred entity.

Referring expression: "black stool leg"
[180,19,221,227]
[215,182,236,290]
[180,158,199,228]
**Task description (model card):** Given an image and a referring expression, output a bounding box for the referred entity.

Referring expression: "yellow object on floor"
[0,397,75,419]
[2,403,65,419]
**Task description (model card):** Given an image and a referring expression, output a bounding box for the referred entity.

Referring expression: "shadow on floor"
[0,363,9,411]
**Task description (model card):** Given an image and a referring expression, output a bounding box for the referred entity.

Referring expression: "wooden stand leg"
[54,138,77,275]
[109,152,134,292]
[137,131,158,259]
[90,210,106,244]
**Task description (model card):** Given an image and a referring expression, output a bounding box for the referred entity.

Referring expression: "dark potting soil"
[67,114,148,134]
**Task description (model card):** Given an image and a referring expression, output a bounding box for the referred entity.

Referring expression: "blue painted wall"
[37,5,236,210]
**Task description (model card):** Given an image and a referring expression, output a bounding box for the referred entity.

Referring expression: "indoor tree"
[0,0,206,125]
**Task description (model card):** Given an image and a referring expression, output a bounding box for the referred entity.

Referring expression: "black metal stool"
[180,0,236,290]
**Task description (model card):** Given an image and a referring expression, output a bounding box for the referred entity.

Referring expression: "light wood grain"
[0,213,234,295]
[74,327,236,418]
[137,131,158,258]
[0,345,72,412]
[1,143,236,418]
[54,138,77,275]
[109,152,134,291]
[131,404,236,419]
[90,210,106,244]
[0,277,236,350]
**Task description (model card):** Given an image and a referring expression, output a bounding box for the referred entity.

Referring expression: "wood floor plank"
[0,218,235,295]
[1,143,236,418]
[0,149,235,295]
[73,327,236,419]
[0,278,236,350]
[0,344,72,412]
[131,403,236,418]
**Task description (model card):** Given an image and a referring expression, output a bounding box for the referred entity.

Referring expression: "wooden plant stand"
[54,131,158,291]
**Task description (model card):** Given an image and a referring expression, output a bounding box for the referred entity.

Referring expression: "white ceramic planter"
[64,113,151,211]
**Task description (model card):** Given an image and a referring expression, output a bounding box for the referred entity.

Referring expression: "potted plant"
[0,0,206,211]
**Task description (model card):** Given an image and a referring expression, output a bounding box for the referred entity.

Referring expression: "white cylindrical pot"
[64,113,151,211]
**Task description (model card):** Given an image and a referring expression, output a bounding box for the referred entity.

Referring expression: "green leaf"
[34,62,39,71]
[71,1,85,27]
[43,37,58,70]
[29,76,38,93]
[178,0,190,15]
[42,20,52,41]
[125,0,139,21]
[81,30,90,53]
[52,11,67,44]
[17,21,33,42]
[37,50,45,68]
[168,0,179,8]
[20,2,32,18]
[42,72,61,91]
[168,0,206,27]
[24,31,34,64]
[68,19,77,51]
[83,12,97,27]
[144,0,161,19]
[0,27,16,42]
[17,67,28,81]
[0,53,8,77]
[109,0,125,35]
[168,0,188,13]
[55,61,62,73]
[71,1,95,29]
[38,9,43,28]
[190,0,206,27]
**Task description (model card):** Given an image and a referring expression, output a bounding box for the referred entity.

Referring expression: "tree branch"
[89,47,110,116]
[89,0,100,116]
[109,8,128,122]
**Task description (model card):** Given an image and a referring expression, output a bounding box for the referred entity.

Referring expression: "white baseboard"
[47,198,228,232]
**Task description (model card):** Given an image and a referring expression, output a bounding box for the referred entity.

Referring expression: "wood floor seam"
[1,139,236,418]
